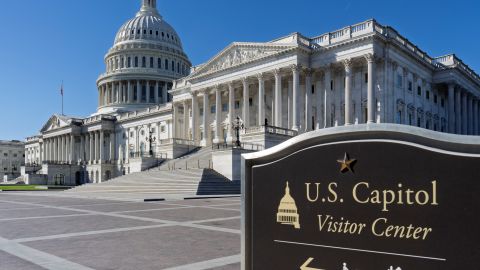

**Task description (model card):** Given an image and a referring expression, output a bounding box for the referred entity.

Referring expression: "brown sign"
[242,126,480,270]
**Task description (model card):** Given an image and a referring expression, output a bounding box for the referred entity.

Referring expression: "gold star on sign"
[337,153,357,174]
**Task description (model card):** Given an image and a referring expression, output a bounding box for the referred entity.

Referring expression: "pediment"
[190,43,297,78]
[40,115,75,133]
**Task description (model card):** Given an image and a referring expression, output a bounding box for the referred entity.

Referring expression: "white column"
[366,54,376,124]
[344,59,353,125]
[109,132,115,162]
[94,131,99,163]
[183,101,189,139]
[127,81,132,103]
[455,89,461,134]
[462,91,467,135]
[448,83,455,133]
[257,74,265,126]
[88,133,93,164]
[163,83,168,103]
[172,104,178,139]
[146,81,151,103]
[60,136,65,163]
[201,90,210,146]
[116,82,120,103]
[191,93,198,143]
[69,135,74,164]
[292,65,300,130]
[242,78,250,128]
[226,83,234,143]
[274,70,282,128]
[304,69,313,131]
[137,81,141,103]
[213,87,222,143]
[155,81,159,103]
[323,67,331,128]
[315,74,323,130]
[99,131,104,163]
[468,94,473,135]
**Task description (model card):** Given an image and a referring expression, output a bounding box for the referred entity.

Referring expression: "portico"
[172,53,380,148]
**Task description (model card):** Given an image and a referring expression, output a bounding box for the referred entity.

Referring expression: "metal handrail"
[211,142,264,151]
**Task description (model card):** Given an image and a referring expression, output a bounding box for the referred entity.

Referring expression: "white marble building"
[0,140,25,181]
[171,20,480,149]
[23,1,480,185]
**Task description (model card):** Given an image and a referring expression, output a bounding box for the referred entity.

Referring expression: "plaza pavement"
[0,192,241,270]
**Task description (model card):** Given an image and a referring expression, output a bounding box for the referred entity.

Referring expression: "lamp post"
[232,116,244,147]
[147,129,157,156]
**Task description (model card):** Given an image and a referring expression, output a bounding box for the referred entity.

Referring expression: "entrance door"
[75,172,81,185]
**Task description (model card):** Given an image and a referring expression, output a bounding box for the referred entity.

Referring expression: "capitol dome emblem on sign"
[276,182,301,229]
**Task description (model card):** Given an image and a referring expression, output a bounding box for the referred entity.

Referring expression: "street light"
[148,129,157,156]
[232,116,244,147]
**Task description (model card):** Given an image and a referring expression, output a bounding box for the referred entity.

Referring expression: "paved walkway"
[0,192,241,270]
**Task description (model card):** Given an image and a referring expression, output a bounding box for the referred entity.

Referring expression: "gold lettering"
[327,182,338,203]
[352,182,369,204]
[306,183,321,202]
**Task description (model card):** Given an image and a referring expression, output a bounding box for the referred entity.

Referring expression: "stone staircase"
[64,147,240,200]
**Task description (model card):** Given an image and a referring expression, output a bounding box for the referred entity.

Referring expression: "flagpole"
[61,81,64,116]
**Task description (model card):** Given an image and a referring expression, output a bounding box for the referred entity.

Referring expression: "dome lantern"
[137,0,160,17]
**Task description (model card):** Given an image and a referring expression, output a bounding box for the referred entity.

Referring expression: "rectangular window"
[417,86,422,96]
[365,73,368,84]
[158,58,162,69]
[408,113,413,125]
[165,59,169,70]
[211,106,216,114]
[222,104,228,112]
[150,57,154,68]
[441,98,445,108]
[160,126,166,133]
[396,74,403,88]
[249,98,253,107]
[408,81,413,91]
[426,91,430,100]
[417,117,421,127]
[330,80,334,91]
[434,94,438,104]
[235,101,240,109]
[200,108,204,116]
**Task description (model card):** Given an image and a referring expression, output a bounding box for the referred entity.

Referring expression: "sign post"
[242,124,480,270]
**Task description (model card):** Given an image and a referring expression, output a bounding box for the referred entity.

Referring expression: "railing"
[159,138,196,146]
[212,142,264,152]
[243,125,299,137]
[129,152,168,159]
[310,20,374,47]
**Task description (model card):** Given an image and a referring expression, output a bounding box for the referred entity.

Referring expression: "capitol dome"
[96,0,191,115]
[276,182,301,229]
[114,5,184,51]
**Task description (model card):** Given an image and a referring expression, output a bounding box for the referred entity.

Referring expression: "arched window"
[158,58,161,69]
[134,57,138,67]
[120,57,124,68]
[142,57,146,67]
[165,59,169,70]
[177,62,180,73]
[150,57,154,68]
[127,57,131,68]
[171,61,174,71]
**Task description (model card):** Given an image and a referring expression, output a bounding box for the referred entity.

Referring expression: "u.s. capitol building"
[23,0,480,185]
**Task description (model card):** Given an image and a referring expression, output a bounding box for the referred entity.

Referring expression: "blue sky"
[0,0,478,140]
